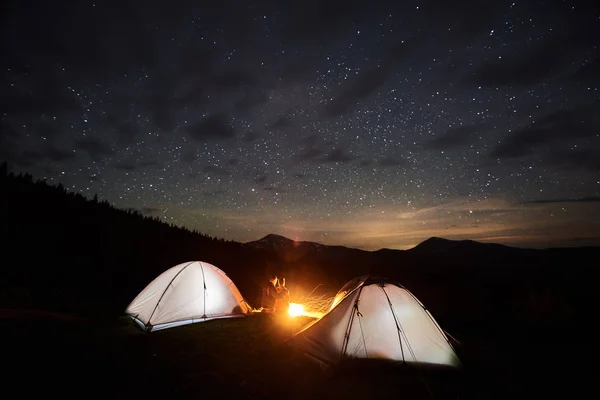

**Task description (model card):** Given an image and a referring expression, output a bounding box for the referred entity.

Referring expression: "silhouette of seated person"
[261,275,289,312]
[274,277,290,314]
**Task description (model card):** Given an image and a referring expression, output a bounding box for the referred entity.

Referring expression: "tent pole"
[146,261,195,327]
[200,262,207,319]
[340,286,363,362]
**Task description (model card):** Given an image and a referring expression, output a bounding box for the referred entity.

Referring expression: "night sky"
[2,0,599,250]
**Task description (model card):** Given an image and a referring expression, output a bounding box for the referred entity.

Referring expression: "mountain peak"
[410,237,460,253]
[260,233,293,242]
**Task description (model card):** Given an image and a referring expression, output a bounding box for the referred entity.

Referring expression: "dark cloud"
[466,21,597,88]
[254,175,268,184]
[419,0,509,41]
[378,156,406,167]
[213,70,257,91]
[321,148,355,163]
[180,149,197,164]
[0,78,81,117]
[0,119,20,163]
[178,44,215,80]
[280,0,370,44]
[140,207,160,216]
[292,173,307,179]
[295,147,324,162]
[12,146,75,168]
[17,150,43,167]
[323,41,422,118]
[467,41,568,87]
[117,124,139,145]
[263,186,287,193]
[114,163,136,172]
[201,189,226,197]
[234,90,269,114]
[423,123,485,150]
[186,113,236,141]
[140,160,161,168]
[521,196,600,204]
[569,57,600,83]
[490,106,599,158]
[202,165,230,176]
[271,115,293,130]
[359,159,374,167]
[145,75,178,132]
[242,131,260,142]
[543,149,600,173]
[74,138,115,160]
[44,147,75,163]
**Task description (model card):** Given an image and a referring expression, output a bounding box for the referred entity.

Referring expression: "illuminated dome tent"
[290,275,461,367]
[125,261,252,332]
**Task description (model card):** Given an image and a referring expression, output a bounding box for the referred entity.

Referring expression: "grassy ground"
[2,310,591,399]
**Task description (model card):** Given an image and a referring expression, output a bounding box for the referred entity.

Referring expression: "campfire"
[288,303,304,317]
[287,287,334,319]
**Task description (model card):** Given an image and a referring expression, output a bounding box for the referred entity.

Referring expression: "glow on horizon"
[112,195,600,251]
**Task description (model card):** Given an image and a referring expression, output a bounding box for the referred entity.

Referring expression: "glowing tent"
[125,261,252,332]
[290,275,460,367]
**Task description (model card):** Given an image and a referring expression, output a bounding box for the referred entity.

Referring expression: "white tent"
[290,275,461,367]
[125,261,252,332]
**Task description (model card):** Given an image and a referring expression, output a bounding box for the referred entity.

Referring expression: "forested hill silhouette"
[2,161,598,337]
[1,163,279,317]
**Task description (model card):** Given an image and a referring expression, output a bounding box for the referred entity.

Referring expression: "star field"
[2,0,599,250]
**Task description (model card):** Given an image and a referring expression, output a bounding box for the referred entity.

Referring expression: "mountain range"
[2,165,598,329]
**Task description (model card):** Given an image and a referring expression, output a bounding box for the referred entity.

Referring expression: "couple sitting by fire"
[260,275,290,313]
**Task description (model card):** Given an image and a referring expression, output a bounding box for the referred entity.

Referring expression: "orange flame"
[288,303,324,319]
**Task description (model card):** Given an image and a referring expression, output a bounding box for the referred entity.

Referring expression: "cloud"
[569,57,600,83]
[180,149,197,164]
[140,160,161,168]
[467,41,567,87]
[44,147,75,162]
[423,123,485,150]
[201,189,227,197]
[0,75,81,117]
[114,163,136,171]
[140,207,160,216]
[74,138,115,160]
[202,165,230,176]
[11,145,75,168]
[254,175,268,184]
[117,124,139,145]
[542,149,600,173]
[521,197,600,205]
[271,115,293,130]
[465,20,597,88]
[263,186,287,193]
[186,113,236,141]
[320,148,355,163]
[323,41,422,118]
[280,0,368,44]
[295,147,324,162]
[378,156,406,167]
[242,131,260,142]
[419,0,509,41]
[490,106,599,158]
[234,90,268,114]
